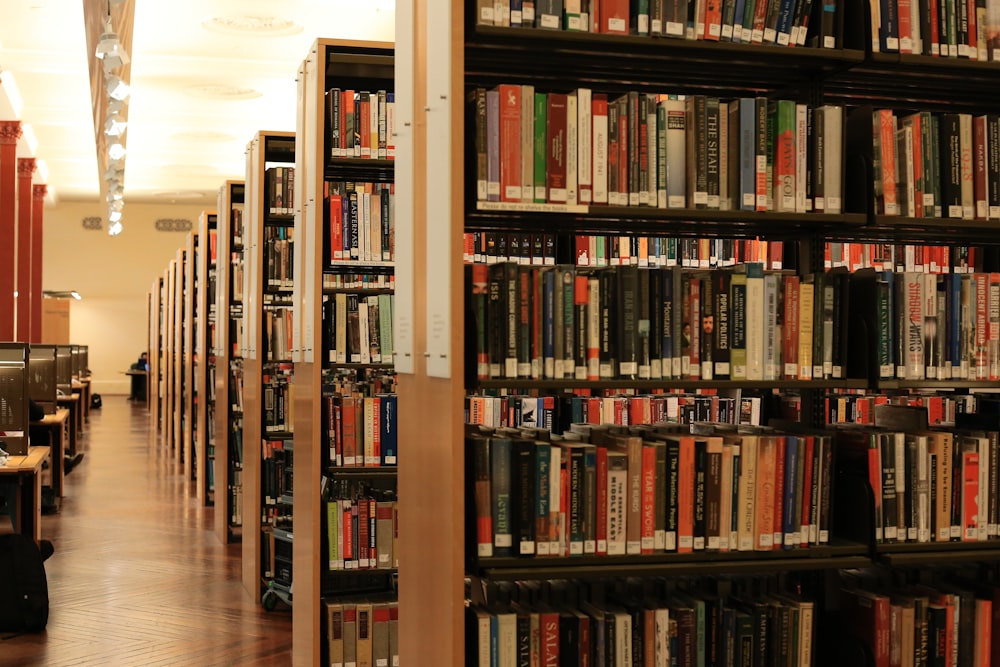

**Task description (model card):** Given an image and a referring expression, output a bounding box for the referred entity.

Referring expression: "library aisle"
[3,399,291,666]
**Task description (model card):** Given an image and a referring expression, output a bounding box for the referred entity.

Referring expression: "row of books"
[468,262,852,383]
[263,225,293,289]
[326,88,396,160]
[230,203,244,248]
[469,580,815,667]
[262,364,294,433]
[860,270,1000,382]
[840,578,998,667]
[262,439,292,507]
[322,271,395,291]
[464,230,786,271]
[475,0,838,49]
[229,252,245,302]
[322,368,398,400]
[264,166,295,217]
[228,483,243,526]
[324,599,399,667]
[468,422,833,559]
[325,499,398,571]
[869,0,1000,60]
[263,307,293,363]
[465,393,764,432]
[826,241,983,274]
[816,391,972,427]
[472,86,845,214]
[228,361,244,413]
[228,308,244,359]
[323,393,399,468]
[839,425,1000,545]
[321,293,395,366]
[870,109,1000,219]
[327,181,394,264]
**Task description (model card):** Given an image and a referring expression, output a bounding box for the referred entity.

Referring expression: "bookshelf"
[390,1,1000,664]
[240,130,296,604]
[182,231,198,480]
[163,257,177,454]
[213,181,245,545]
[293,38,398,665]
[149,275,164,429]
[195,210,218,507]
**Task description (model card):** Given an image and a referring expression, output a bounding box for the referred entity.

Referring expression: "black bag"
[0,533,49,633]
[91,393,102,409]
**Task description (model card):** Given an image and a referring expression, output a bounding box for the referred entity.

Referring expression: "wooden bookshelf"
[240,130,296,603]
[162,258,177,454]
[213,181,245,546]
[182,231,197,480]
[293,38,397,666]
[148,276,163,430]
[195,211,218,507]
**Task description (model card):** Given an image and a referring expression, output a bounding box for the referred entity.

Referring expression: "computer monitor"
[71,344,81,381]
[28,344,57,415]
[0,342,29,455]
[56,345,73,394]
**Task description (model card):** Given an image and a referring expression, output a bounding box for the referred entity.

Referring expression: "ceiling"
[0,0,395,206]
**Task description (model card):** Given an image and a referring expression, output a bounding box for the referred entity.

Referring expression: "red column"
[0,121,20,340]
[16,157,35,342]
[30,184,46,343]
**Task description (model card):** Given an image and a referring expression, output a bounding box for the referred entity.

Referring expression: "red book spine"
[879,110,899,215]
[929,0,940,54]
[546,93,568,203]
[977,273,989,379]
[783,274,800,380]
[772,436,786,550]
[677,436,695,553]
[358,498,371,567]
[330,194,343,260]
[498,84,522,202]
[964,450,981,540]
[360,95,371,157]
[800,435,815,546]
[541,612,560,666]
[641,444,656,554]
[342,90,354,156]
[602,0,629,33]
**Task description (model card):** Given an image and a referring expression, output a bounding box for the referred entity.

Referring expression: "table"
[125,369,148,402]
[72,379,88,434]
[30,408,69,500]
[0,446,50,544]
[57,394,81,455]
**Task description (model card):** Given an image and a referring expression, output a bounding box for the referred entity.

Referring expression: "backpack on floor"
[91,393,102,409]
[0,533,49,633]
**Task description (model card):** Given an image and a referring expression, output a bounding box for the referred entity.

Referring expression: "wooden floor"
[2,398,292,666]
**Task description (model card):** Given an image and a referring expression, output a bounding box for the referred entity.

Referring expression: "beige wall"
[43,199,210,395]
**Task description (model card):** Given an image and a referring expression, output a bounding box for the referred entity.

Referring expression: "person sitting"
[129,353,149,401]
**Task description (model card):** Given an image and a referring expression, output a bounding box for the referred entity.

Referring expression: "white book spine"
[578,88,593,204]
[567,93,578,205]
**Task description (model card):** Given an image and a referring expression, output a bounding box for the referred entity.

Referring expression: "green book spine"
[534,92,548,203]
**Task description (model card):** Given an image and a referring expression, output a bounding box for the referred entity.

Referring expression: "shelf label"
[393,0,416,375]
[425,0,453,379]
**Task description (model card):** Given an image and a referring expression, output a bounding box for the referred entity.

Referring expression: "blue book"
[731,0,747,41]
[379,394,397,466]
[543,269,556,378]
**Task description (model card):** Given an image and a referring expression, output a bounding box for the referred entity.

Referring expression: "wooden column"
[30,185,46,343]
[16,158,35,342]
[0,121,21,340]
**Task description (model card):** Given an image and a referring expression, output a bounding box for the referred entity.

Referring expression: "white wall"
[43,199,211,395]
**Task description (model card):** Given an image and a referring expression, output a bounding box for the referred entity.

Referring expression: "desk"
[125,369,148,402]
[72,380,87,434]
[0,446,50,544]
[31,408,68,500]
[79,377,92,424]
[57,394,80,455]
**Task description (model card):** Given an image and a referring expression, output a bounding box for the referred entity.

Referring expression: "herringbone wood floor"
[2,398,292,666]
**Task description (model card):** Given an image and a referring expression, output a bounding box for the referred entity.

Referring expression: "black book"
[328,87,342,157]
[512,438,536,556]
[713,270,731,380]
[487,263,506,378]
[939,113,963,219]
[693,438,708,551]
[599,269,618,379]
[649,267,663,379]
[637,268,652,379]
[617,265,639,379]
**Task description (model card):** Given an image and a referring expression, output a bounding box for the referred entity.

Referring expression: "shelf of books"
[292,39,399,666]
[240,130,297,608]
[162,257,178,453]
[196,210,218,507]
[214,182,246,545]
[388,0,1000,664]
[149,274,164,431]
[183,231,198,481]
[174,246,189,462]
